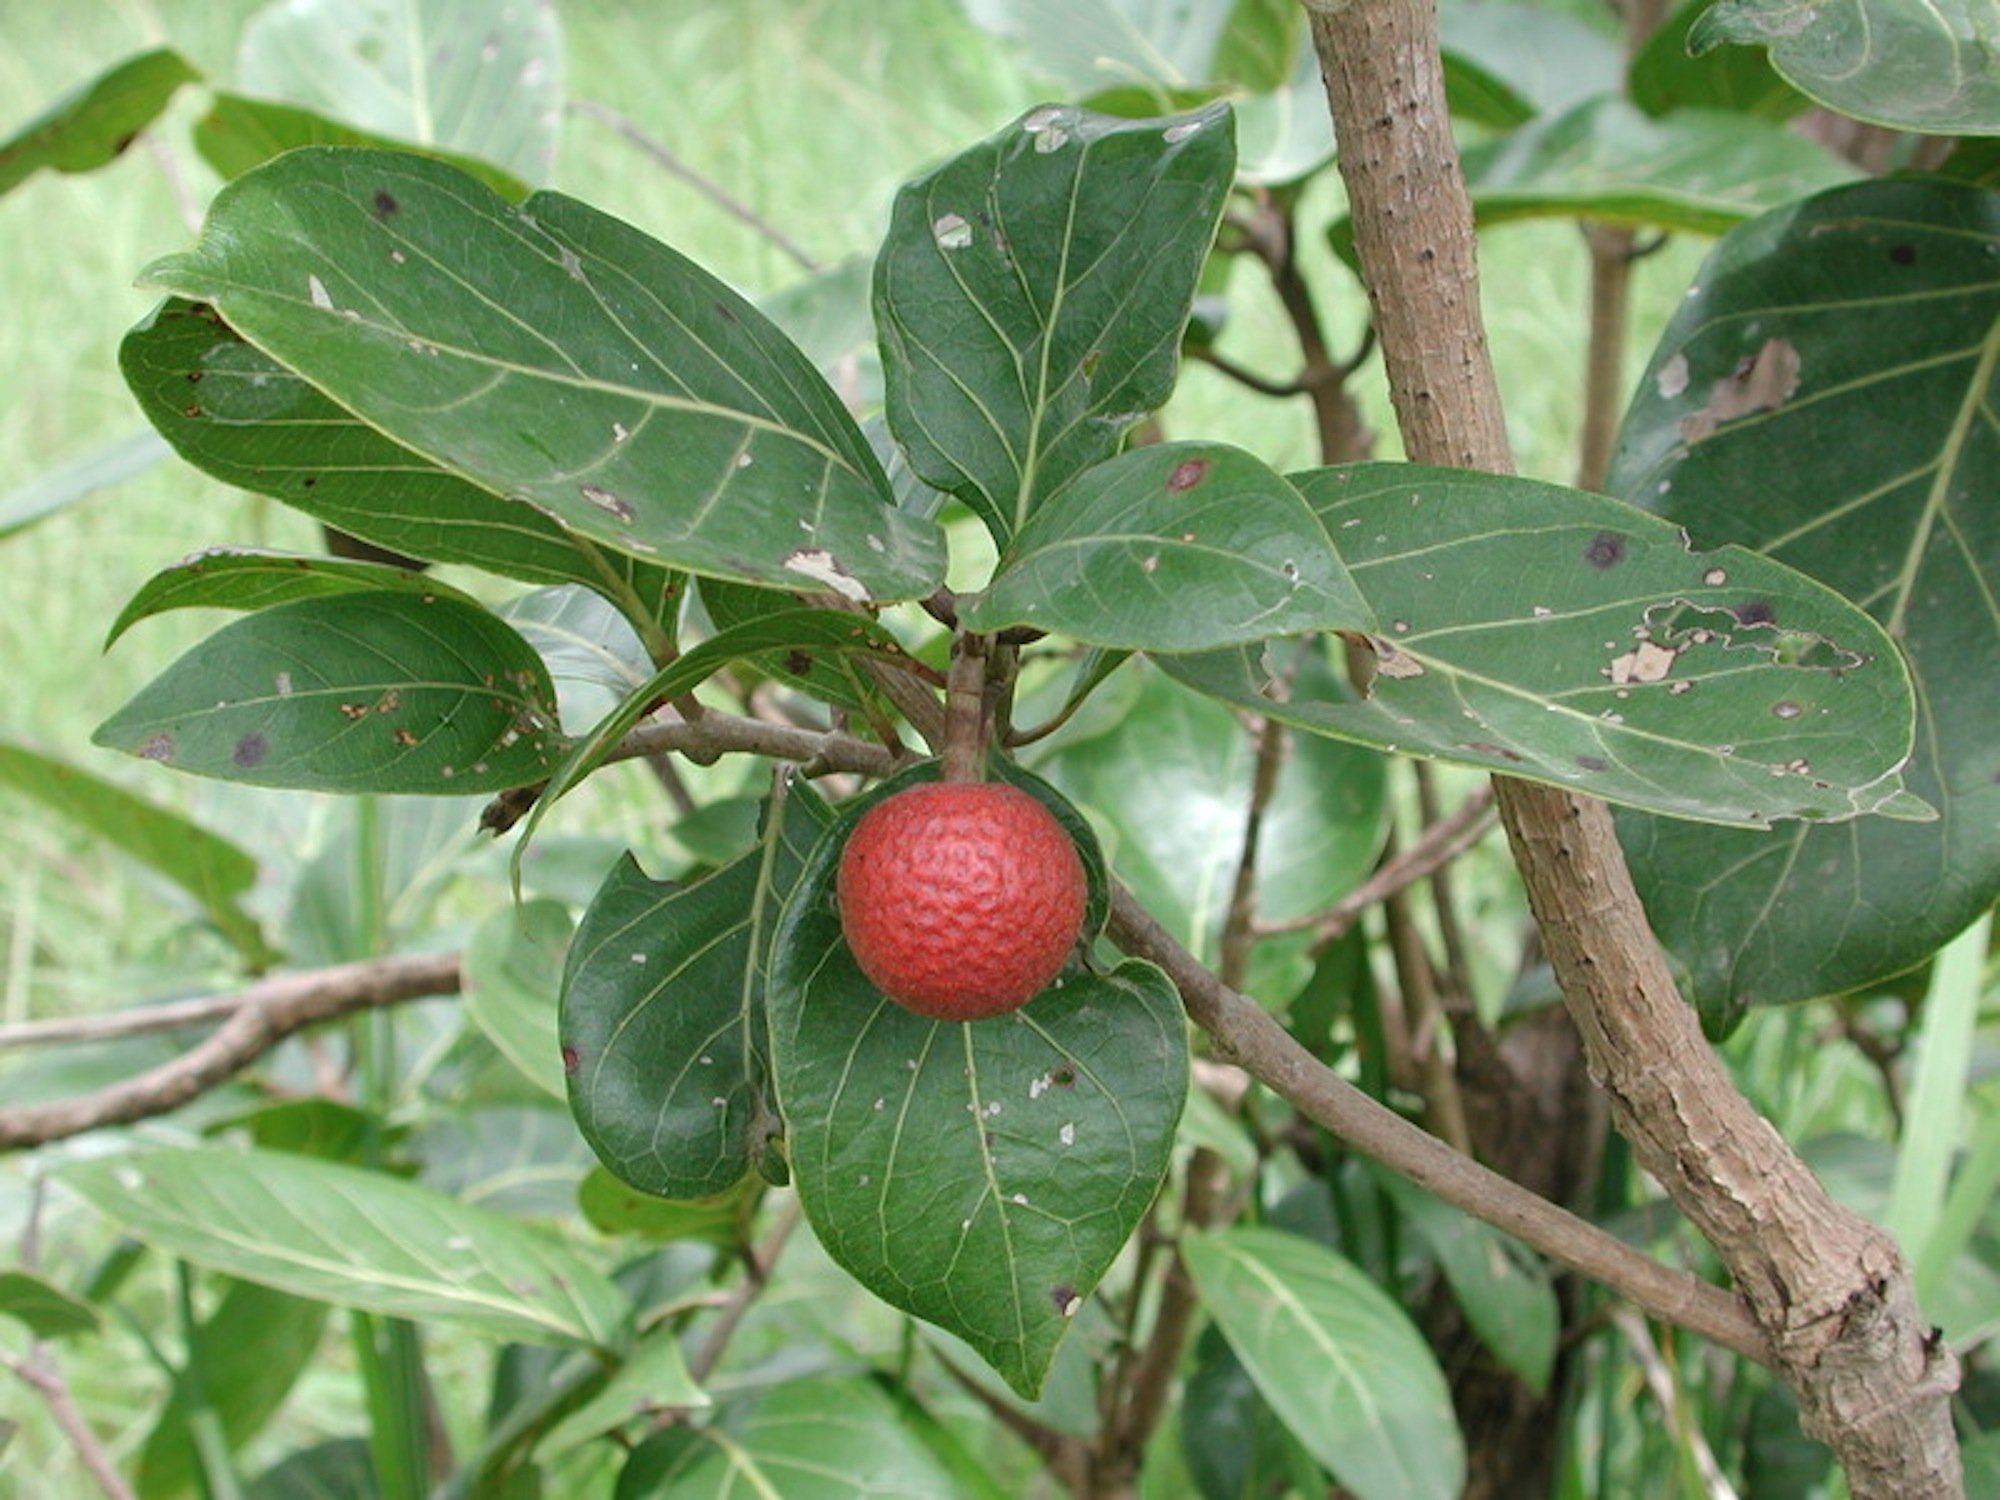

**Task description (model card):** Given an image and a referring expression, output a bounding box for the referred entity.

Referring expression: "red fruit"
[836,780,1088,1022]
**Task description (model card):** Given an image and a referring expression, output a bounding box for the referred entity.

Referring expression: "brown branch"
[0,953,462,1152]
[5,1350,137,1500]
[566,99,822,275]
[1217,714,1289,990]
[1305,0,1962,1492]
[684,1199,803,1386]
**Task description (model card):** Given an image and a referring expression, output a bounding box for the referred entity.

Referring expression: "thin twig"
[0,953,462,1152]
[1217,714,1289,991]
[1187,345,1310,399]
[5,1351,138,1500]
[567,99,821,274]
[1612,1309,1743,1500]
[685,1199,803,1385]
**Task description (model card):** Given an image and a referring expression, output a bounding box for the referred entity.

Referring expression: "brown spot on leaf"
[1049,1284,1078,1313]
[1574,754,1609,772]
[371,189,399,220]
[1733,599,1776,627]
[232,733,268,769]
[562,1045,581,1074]
[1166,458,1209,492]
[1463,741,1523,762]
[1584,532,1626,569]
[784,650,814,676]
[714,301,738,324]
[138,732,175,763]
[1889,244,1916,267]
[1679,338,1801,442]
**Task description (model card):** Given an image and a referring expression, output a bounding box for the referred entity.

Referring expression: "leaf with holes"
[60,1147,631,1349]
[564,788,830,1200]
[93,591,566,794]
[962,441,1371,651]
[1609,178,2000,1020]
[767,765,1183,1399]
[143,151,944,601]
[875,103,1234,548]
[1689,0,2000,134]
[235,0,564,183]
[1159,463,1925,827]
[1183,1226,1464,1500]
[0,47,200,197]
[615,1376,956,1498]
[122,299,678,612]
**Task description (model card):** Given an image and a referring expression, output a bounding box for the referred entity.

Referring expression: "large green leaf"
[961,0,1243,92]
[0,48,200,197]
[874,103,1235,548]
[1161,463,1925,827]
[1609,177,2000,1016]
[1689,0,2000,134]
[93,591,566,795]
[962,441,1372,651]
[121,299,677,610]
[60,1146,631,1349]
[195,92,532,199]
[235,0,564,183]
[136,1279,331,1500]
[1182,1225,1465,1500]
[563,789,830,1200]
[0,740,275,965]
[767,769,1185,1399]
[615,1377,957,1499]
[143,150,944,601]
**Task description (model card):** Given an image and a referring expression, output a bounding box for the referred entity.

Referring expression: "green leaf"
[1689,0,2000,134]
[497,585,662,731]
[564,789,831,1200]
[0,1269,101,1340]
[1609,177,2000,1014]
[195,92,532,199]
[615,1377,958,1499]
[145,151,944,601]
[1629,0,1807,119]
[1036,660,1387,963]
[768,770,1185,1399]
[875,103,1235,547]
[93,591,566,794]
[0,47,200,197]
[244,1439,375,1500]
[235,0,564,183]
[1181,1225,1465,1500]
[1163,463,1923,826]
[121,299,676,606]
[963,441,1372,651]
[107,549,482,648]
[539,1329,708,1453]
[465,899,573,1100]
[962,0,1239,92]
[59,1146,630,1349]
[0,739,275,965]
[1375,1173,1558,1394]
[1437,0,1624,128]
[136,1279,330,1500]
[1180,1327,1329,1500]
[577,1168,754,1246]
[698,577,884,713]
[0,429,168,541]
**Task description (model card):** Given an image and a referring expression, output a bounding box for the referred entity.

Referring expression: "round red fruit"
[836,780,1087,1022]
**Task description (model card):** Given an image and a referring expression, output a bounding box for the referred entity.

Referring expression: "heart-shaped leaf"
[0,47,200,197]
[1609,177,2000,1017]
[1160,463,1925,827]
[767,767,1185,1398]
[93,590,566,794]
[122,299,678,615]
[1689,0,2000,134]
[875,102,1235,548]
[143,150,944,601]
[235,0,564,183]
[1183,1226,1465,1500]
[563,787,830,1199]
[60,1146,631,1349]
[962,441,1372,651]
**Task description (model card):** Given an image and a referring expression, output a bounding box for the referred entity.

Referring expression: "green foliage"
[0,47,199,197]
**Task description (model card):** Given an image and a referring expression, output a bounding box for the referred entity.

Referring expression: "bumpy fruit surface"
[836,781,1087,1022]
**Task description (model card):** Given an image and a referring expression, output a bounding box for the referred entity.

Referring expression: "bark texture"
[1303,0,1963,1492]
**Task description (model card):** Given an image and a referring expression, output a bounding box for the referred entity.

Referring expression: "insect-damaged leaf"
[1159,463,1924,828]
[0,47,200,197]
[1610,178,2000,1019]
[767,764,1183,1399]
[875,103,1235,549]
[562,787,830,1200]
[142,149,944,602]
[93,591,565,795]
